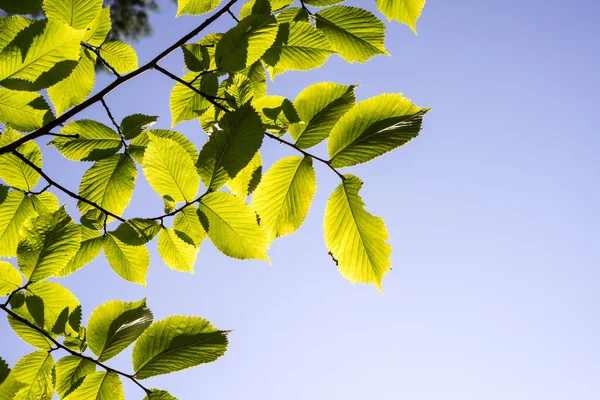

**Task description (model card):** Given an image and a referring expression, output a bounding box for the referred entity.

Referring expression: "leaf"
[0,357,9,384]
[0,128,42,191]
[226,151,262,198]
[9,350,54,400]
[276,7,309,24]
[169,71,218,127]
[173,206,206,246]
[376,0,426,33]
[218,73,255,108]
[87,299,153,362]
[239,61,266,99]
[145,390,178,400]
[48,48,95,116]
[252,156,316,243]
[316,6,388,63]
[98,41,138,74]
[121,114,158,140]
[24,281,80,332]
[215,14,279,72]
[103,233,150,286]
[55,225,103,277]
[252,95,300,135]
[289,82,356,149]
[0,260,21,296]
[197,103,264,190]
[55,356,96,398]
[64,372,123,400]
[158,228,198,273]
[51,120,122,162]
[304,0,343,5]
[0,190,36,258]
[181,44,209,72]
[142,135,199,203]
[0,16,33,53]
[7,316,54,349]
[262,21,334,79]
[129,129,197,164]
[30,192,59,214]
[176,0,221,17]
[77,154,137,219]
[44,0,103,30]
[328,93,429,167]
[0,19,83,91]
[198,192,269,261]
[132,316,229,379]
[17,207,81,282]
[0,0,42,15]
[83,7,111,46]
[111,219,161,246]
[0,88,53,132]
[324,175,391,292]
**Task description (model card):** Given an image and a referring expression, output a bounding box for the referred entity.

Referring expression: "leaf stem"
[0,0,241,156]
[0,302,152,396]
[100,97,128,149]
[227,9,240,23]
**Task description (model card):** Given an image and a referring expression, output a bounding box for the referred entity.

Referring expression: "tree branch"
[0,0,241,156]
[0,301,151,396]
[100,98,128,149]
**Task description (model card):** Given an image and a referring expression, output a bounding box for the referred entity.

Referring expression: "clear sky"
[2,0,599,399]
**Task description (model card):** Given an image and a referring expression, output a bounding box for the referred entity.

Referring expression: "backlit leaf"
[0,88,53,132]
[121,114,158,140]
[0,128,42,191]
[0,190,36,258]
[169,72,218,127]
[226,151,262,198]
[173,206,206,246]
[376,0,426,33]
[55,356,96,398]
[9,350,54,400]
[44,0,102,30]
[129,129,197,164]
[0,260,21,296]
[48,48,95,116]
[99,41,138,74]
[55,225,103,277]
[83,7,111,46]
[51,120,122,162]
[7,316,54,350]
[64,372,123,400]
[176,0,221,17]
[158,228,198,273]
[103,233,150,286]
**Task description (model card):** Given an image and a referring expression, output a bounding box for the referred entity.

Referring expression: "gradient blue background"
[2,0,599,398]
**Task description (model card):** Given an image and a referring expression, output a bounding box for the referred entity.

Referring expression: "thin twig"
[227,9,240,22]
[264,132,345,180]
[0,0,241,156]
[154,65,231,113]
[48,133,80,139]
[82,42,122,78]
[0,303,152,396]
[100,97,128,148]
[28,184,51,196]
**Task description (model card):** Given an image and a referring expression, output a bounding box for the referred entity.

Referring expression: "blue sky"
[2,0,599,399]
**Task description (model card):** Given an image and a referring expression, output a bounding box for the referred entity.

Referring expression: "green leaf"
[63,326,87,353]
[215,14,279,72]
[44,0,103,30]
[9,350,54,400]
[103,233,150,286]
[77,154,137,219]
[239,61,266,99]
[163,195,176,214]
[121,114,158,140]
[55,225,103,277]
[145,390,178,400]
[0,19,83,90]
[83,7,111,46]
[111,219,161,246]
[142,134,199,203]
[197,103,264,190]
[98,41,138,74]
[63,372,123,400]
[169,71,218,127]
[276,7,309,24]
[7,316,54,349]
[376,0,425,33]
[289,82,356,149]
[181,44,209,72]
[88,299,153,362]
[0,88,53,132]
[199,192,269,261]
[132,316,229,379]
[0,357,9,384]
[252,95,300,135]
[129,129,197,164]
[0,190,36,258]
[0,128,42,191]
[0,0,42,14]
[55,356,96,399]
[51,119,122,162]
[173,206,206,246]
[304,0,343,5]
[17,207,81,282]
[316,6,388,63]
[0,260,21,296]
[218,73,255,109]
[24,281,80,332]
[263,21,334,79]
[30,192,59,214]
[0,16,33,53]
[158,228,198,273]
[197,32,222,71]
[252,156,316,243]
[176,0,221,17]
[324,175,391,292]
[328,93,429,167]
[239,0,271,19]
[48,48,95,117]
[226,151,262,198]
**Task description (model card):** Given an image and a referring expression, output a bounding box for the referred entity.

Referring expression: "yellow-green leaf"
[51,120,122,162]
[324,175,391,292]
[0,88,53,132]
[176,0,221,17]
[83,7,111,46]
[158,228,198,273]
[99,41,138,74]
[48,48,95,116]
[9,350,54,400]
[253,156,316,243]
[7,316,54,350]
[0,260,21,296]
[0,190,36,258]
[64,372,123,400]
[103,233,149,286]
[55,226,102,277]
[0,128,42,191]
[376,0,426,33]
[169,72,218,127]
[173,206,206,246]
[43,0,103,30]
[54,356,96,398]
[226,151,262,198]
